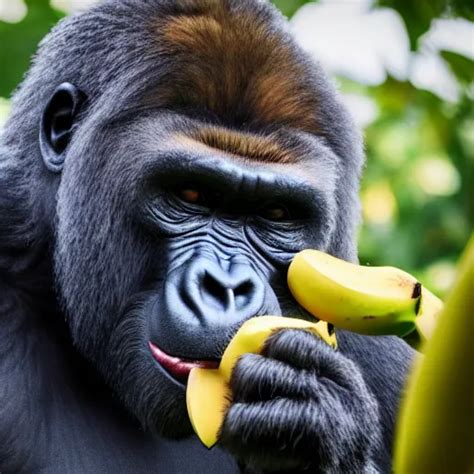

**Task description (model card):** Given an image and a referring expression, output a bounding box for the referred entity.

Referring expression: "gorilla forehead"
[6,0,359,167]
[153,2,320,132]
[13,1,307,123]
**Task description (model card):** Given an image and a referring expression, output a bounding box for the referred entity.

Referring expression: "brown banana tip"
[411,282,422,299]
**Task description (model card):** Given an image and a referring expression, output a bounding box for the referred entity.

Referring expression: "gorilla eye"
[173,184,208,206]
[176,188,202,204]
[172,184,223,209]
[259,203,291,221]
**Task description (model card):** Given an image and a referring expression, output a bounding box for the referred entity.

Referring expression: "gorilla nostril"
[200,271,257,313]
[234,281,254,310]
[202,271,232,311]
[235,281,253,296]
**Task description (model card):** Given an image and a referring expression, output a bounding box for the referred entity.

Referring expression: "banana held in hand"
[186,316,336,449]
[288,250,442,341]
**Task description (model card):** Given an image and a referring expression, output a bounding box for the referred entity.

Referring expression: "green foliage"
[0,0,64,97]
[0,0,472,297]
[356,73,473,295]
[379,0,474,49]
[378,0,446,49]
[441,51,474,84]
[271,0,311,18]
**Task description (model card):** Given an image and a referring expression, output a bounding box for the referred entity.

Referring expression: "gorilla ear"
[40,82,86,173]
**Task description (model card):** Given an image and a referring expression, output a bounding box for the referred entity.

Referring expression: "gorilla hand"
[220,330,381,473]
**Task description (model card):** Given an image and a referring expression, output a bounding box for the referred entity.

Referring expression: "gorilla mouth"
[148,342,219,383]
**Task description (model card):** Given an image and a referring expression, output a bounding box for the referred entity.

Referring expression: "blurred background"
[0,0,472,297]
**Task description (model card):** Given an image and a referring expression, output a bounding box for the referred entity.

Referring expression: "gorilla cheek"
[51,151,195,435]
[54,177,148,356]
[54,186,193,435]
[103,296,194,437]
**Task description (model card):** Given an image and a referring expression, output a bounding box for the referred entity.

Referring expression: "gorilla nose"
[201,269,253,312]
[185,258,265,321]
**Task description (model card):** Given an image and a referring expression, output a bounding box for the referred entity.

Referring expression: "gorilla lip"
[148,342,219,383]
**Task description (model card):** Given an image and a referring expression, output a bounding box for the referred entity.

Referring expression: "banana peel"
[394,236,474,474]
[186,315,336,448]
[288,249,442,343]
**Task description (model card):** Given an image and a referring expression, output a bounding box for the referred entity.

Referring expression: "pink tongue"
[149,342,219,381]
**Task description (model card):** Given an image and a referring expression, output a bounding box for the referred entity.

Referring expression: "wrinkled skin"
[0,1,415,473]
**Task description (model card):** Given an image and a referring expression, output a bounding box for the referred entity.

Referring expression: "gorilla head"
[1,0,366,451]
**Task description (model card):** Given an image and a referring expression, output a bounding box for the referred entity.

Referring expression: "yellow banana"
[186,316,336,448]
[288,250,442,340]
[394,237,474,474]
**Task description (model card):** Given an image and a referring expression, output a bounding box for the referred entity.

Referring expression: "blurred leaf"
[0,0,64,97]
[271,0,314,18]
[449,0,474,20]
[377,0,445,49]
[440,51,474,84]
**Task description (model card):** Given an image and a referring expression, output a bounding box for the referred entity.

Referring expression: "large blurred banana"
[288,250,442,342]
[394,237,474,473]
[186,316,336,448]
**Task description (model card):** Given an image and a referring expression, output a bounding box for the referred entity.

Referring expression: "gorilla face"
[22,0,363,439]
[52,108,339,435]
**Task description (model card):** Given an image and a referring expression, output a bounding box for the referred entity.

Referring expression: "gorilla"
[0,0,415,472]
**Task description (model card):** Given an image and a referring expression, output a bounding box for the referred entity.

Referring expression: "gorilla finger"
[221,398,320,472]
[222,387,380,474]
[263,329,365,391]
[230,353,318,403]
[263,329,333,369]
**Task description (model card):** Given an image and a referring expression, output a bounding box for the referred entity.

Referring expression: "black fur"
[222,330,381,472]
[0,0,415,472]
